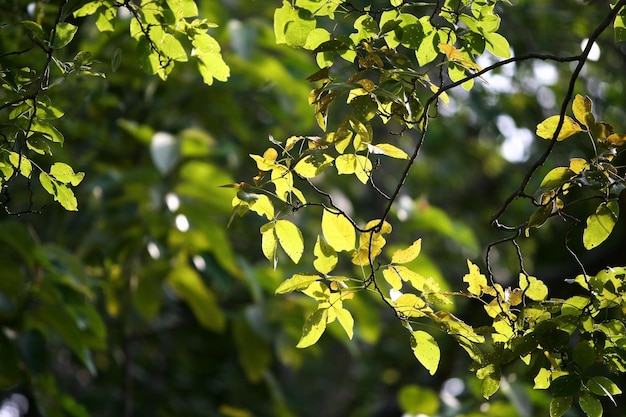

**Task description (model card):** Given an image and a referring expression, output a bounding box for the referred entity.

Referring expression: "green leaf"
[304,27,331,50]
[95,5,116,32]
[583,200,619,249]
[313,236,338,275]
[275,219,304,263]
[50,162,85,186]
[193,34,230,85]
[275,274,320,294]
[53,22,78,49]
[73,1,103,17]
[579,393,603,417]
[165,0,198,18]
[30,120,64,144]
[481,370,501,399]
[167,265,225,332]
[39,173,79,211]
[296,308,328,348]
[550,375,581,397]
[484,31,510,58]
[274,2,316,48]
[538,167,575,192]
[573,341,596,370]
[321,210,356,252]
[232,317,271,382]
[587,376,622,397]
[8,152,32,178]
[410,330,440,375]
[536,115,582,140]
[550,396,573,417]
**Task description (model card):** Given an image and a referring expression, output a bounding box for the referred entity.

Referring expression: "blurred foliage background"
[1,1,626,417]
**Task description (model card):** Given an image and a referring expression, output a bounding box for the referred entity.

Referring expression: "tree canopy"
[1,1,626,417]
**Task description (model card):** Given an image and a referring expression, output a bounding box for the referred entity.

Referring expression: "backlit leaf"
[275,273,320,294]
[604,133,626,146]
[383,267,403,290]
[275,220,304,263]
[53,22,78,49]
[296,308,328,348]
[519,274,548,301]
[573,94,595,128]
[370,143,409,159]
[260,222,277,265]
[587,376,622,396]
[484,31,510,58]
[391,239,422,264]
[313,236,338,274]
[411,330,440,375]
[50,162,85,186]
[335,308,354,339]
[583,200,619,249]
[536,116,582,140]
[321,210,356,252]
[463,260,489,296]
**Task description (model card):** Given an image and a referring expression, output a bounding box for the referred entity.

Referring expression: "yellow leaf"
[604,133,626,147]
[275,220,304,263]
[271,166,293,201]
[351,220,392,265]
[275,273,320,294]
[389,265,425,291]
[296,308,328,348]
[321,210,356,252]
[519,274,548,301]
[572,94,595,128]
[382,267,403,290]
[569,158,589,174]
[302,281,330,301]
[463,260,489,296]
[335,308,354,339]
[368,143,409,159]
[536,115,582,141]
[313,235,338,275]
[395,294,428,317]
[411,330,440,375]
[263,147,278,161]
[391,239,422,264]
[248,194,274,219]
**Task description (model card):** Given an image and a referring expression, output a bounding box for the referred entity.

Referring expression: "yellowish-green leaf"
[275,220,304,263]
[383,267,403,290]
[369,143,409,159]
[536,116,582,141]
[390,239,422,264]
[583,200,619,250]
[321,210,356,252]
[296,308,328,348]
[395,294,428,317]
[411,330,440,375]
[313,236,338,274]
[335,308,354,339]
[8,152,32,178]
[484,31,510,58]
[50,162,84,186]
[587,376,622,396]
[519,274,548,301]
[294,153,334,178]
[573,94,595,128]
[260,222,277,266]
[247,194,274,219]
[463,260,490,296]
[389,265,425,291]
[302,281,330,301]
[275,273,320,294]
[534,368,552,389]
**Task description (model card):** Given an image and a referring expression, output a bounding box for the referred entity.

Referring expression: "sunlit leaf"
[391,239,422,264]
[369,143,409,159]
[573,94,595,128]
[260,222,277,266]
[313,236,338,274]
[583,200,619,249]
[411,330,440,375]
[53,22,78,49]
[50,162,85,186]
[587,376,622,397]
[296,308,328,348]
[321,210,356,252]
[463,260,489,296]
[335,308,354,339]
[275,273,320,294]
[519,274,548,301]
[536,115,582,140]
[275,220,304,263]
[484,31,510,58]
